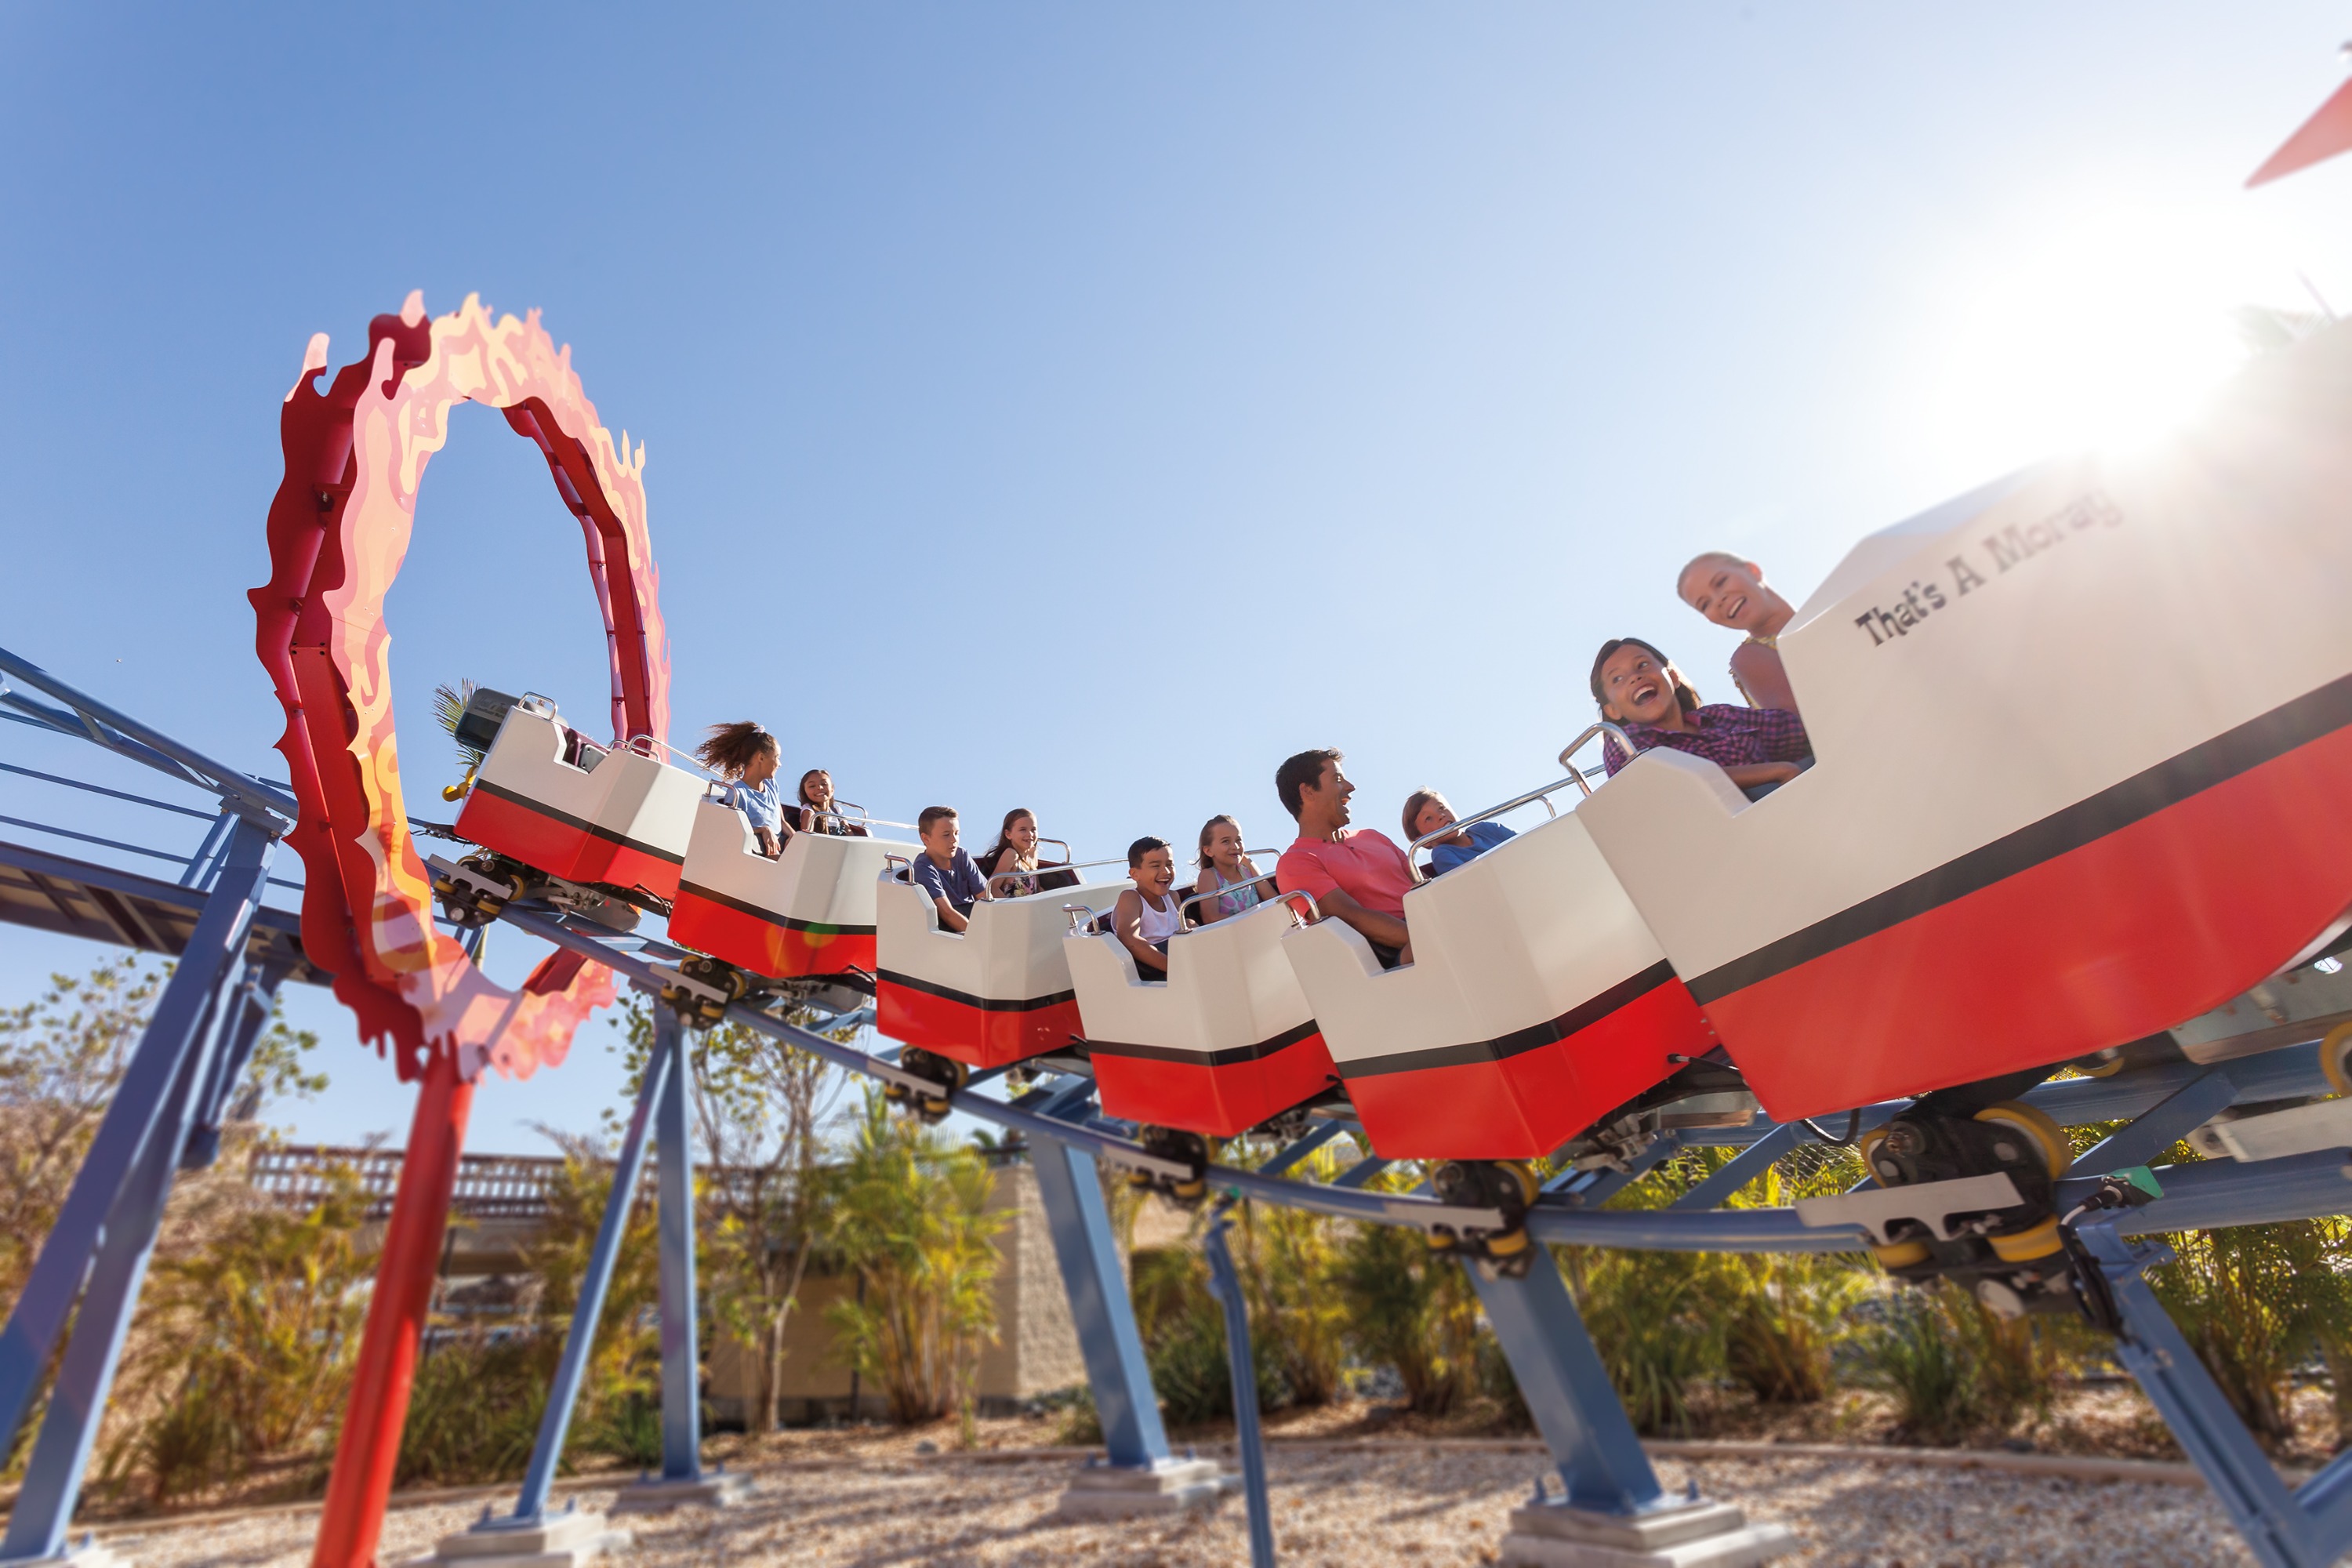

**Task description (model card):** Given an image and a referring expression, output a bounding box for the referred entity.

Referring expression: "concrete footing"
[1497,1497,1795,1568]
[399,1504,631,1568]
[2,1538,132,1568]
[1057,1457,1232,1518]
[609,1470,756,1515]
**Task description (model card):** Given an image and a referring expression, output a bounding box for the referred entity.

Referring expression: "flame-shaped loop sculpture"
[252,292,671,1082]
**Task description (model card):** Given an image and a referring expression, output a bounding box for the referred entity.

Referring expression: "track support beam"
[612,1007,749,1515]
[1470,1246,1794,1565]
[0,816,275,1565]
[1029,1083,1225,1516]
[1202,1201,1275,1568]
[2082,1222,2352,1568]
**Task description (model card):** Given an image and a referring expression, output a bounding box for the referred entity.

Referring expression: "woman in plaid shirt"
[1591,637,1811,797]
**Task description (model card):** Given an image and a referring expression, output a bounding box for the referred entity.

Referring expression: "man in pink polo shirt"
[1273,748,1414,968]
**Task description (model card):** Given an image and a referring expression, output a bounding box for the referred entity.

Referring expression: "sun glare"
[1918,200,2310,470]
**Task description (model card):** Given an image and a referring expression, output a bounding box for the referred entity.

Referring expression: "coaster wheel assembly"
[1427,1159,1541,1277]
[884,1048,969,1123]
[1857,1098,2074,1316]
[1126,1126,1215,1208]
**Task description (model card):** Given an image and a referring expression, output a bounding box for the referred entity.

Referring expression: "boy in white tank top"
[1112,836,1189,979]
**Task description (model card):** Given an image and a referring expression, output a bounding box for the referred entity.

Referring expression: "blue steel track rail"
[495,904,2352,1254]
[499,902,2352,1567]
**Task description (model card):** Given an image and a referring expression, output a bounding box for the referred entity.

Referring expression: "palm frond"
[432,681,486,768]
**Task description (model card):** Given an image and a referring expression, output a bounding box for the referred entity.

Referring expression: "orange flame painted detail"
[252,292,671,1082]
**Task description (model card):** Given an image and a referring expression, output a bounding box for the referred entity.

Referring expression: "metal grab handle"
[989,855,1125,893]
[1178,871,1279,923]
[1073,884,1312,938]
[1399,724,1639,885]
[1405,782,1568,884]
[882,853,913,884]
[1557,722,1634,794]
[814,798,919,832]
[624,732,730,786]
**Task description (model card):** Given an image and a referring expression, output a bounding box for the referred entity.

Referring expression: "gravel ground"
[104,1447,2259,1567]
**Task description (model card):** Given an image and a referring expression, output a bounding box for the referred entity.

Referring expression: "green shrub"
[1724,1261,1867,1406]
[1332,1214,1478,1415]
[394,1331,550,1487]
[1130,1244,1287,1425]
[118,1165,374,1503]
[1853,1287,1982,1443]
[1569,1247,1726,1435]
[824,1091,1005,1423]
[1230,1177,1349,1407]
[1044,1385,1102,1446]
[577,1389,665,1469]
[2153,1219,2352,1446]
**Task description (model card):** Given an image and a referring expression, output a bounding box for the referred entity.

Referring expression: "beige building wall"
[707,1161,1087,1426]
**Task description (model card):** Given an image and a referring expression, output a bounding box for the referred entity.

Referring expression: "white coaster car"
[1280,810,1714,1160]
[1065,894,1339,1138]
[668,801,906,978]
[452,699,700,902]
[875,869,1127,1069]
[1581,322,2352,1122]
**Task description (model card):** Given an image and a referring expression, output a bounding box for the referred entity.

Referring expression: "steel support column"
[1466,1247,1667,1515]
[0,813,274,1470]
[1029,1097,1172,1470]
[654,1007,702,1480]
[182,960,290,1172]
[506,1018,673,1523]
[1202,1203,1275,1568]
[0,956,223,1563]
[2080,1222,2352,1568]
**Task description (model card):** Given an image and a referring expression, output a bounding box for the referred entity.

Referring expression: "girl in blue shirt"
[696,720,789,858]
[1403,789,1515,877]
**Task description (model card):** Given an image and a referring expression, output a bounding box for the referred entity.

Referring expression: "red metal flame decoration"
[252,292,670,1082]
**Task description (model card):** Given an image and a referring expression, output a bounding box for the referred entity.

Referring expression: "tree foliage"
[823,1089,1004,1424]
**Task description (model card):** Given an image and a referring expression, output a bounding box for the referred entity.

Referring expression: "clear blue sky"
[7,4,2352,1152]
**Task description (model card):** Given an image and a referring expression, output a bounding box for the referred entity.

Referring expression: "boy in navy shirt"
[912,806,991,932]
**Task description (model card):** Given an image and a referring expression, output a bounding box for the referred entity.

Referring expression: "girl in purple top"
[1590,637,1810,796]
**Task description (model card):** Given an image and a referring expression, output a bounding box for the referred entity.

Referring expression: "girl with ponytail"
[696,720,789,858]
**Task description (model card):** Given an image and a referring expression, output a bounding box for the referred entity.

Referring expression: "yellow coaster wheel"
[884,1048,967,1123]
[1128,1127,1216,1208]
[2322,1020,2352,1098]
[1428,1159,1541,1277]
[661,956,748,1026]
